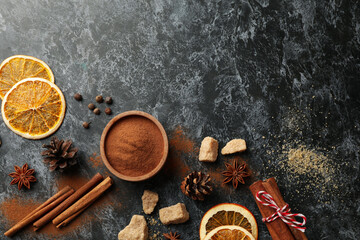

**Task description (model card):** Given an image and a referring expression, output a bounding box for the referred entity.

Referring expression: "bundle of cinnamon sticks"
[4,173,113,237]
[249,178,307,240]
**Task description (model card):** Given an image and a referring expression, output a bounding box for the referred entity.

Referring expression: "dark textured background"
[0,0,359,239]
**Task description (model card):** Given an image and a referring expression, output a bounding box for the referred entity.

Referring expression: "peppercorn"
[82,122,90,129]
[105,107,112,115]
[88,103,95,110]
[74,93,82,101]
[95,95,103,103]
[93,108,101,115]
[105,97,113,104]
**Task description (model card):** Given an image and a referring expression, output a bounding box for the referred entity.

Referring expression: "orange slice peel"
[1,78,65,139]
[200,203,258,240]
[0,55,54,99]
[203,225,256,240]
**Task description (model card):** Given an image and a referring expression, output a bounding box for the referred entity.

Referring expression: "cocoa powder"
[105,116,164,177]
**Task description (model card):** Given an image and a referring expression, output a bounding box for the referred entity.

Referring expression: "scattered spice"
[0,138,2,148]
[88,103,95,110]
[9,163,36,190]
[278,145,338,200]
[105,107,112,115]
[93,108,100,115]
[0,172,119,238]
[149,231,162,240]
[41,137,78,171]
[74,93,82,101]
[287,147,332,175]
[0,197,40,227]
[89,153,104,168]
[56,172,91,191]
[222,160,250,189]
[104,115,164,177]
[82,122,90,129]
[181,172,212,201]
[105,96,113,104]
[95,95,103,103]
[163,151,190,178]
[0,196,88,237]
[169,126,196,154]
[162,126,194,178]
[147,216,159,226]
[163,232,181,240]
[7,186,74,236]
[208,167,226,185]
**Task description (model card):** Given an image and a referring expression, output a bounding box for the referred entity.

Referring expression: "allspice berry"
[95,95,103,103]
[93,108,100,115]
[82,122,90,129]
[74,93,82,101]
[88,103,95,110]
[105,97,113,104]
[105,107,112,115]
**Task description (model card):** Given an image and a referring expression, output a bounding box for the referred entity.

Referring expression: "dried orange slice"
[204,226,255,240]
[199,203,258,240]
[1,78,66,139]
[0,55,54,99]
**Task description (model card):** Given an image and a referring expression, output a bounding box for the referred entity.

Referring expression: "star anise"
[163,231,181,240]
[9,163,36,190]
[222,160,250,189]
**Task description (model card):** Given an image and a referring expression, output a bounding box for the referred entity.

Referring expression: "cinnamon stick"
[4,186,73,237]
[249,180,295,240]
[263,178,308,240]
[53,176,113,227]
[56,197,95,228]
[33,173,103,231]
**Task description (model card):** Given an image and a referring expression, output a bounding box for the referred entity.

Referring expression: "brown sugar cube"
[159,203,189,225]
[142,190,159,214]
[199,136,218,162]
[221,139,247,155]
[118,215,148,240]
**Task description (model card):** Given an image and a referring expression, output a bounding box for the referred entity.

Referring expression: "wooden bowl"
[100,110,168,181]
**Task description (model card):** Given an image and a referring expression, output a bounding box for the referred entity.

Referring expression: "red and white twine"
[256,191,307,232]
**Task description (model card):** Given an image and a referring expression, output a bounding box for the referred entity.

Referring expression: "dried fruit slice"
[0,55,54,99]
[204,226,255,240]
[1,78,66,139]
[199,203,258,240]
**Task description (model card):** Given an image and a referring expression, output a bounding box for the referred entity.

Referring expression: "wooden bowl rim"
[100,110,169,182]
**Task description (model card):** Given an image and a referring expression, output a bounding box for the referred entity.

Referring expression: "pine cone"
[41,136,78,171]
[180,171,213,201]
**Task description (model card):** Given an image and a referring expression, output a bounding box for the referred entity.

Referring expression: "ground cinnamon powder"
[89,152,103,168]
[169,126,196,154]
[0,196,86,237]
[105,116,164,177]
[163,126,193,177]
[0,173,119,238]
[0,197,39,226]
